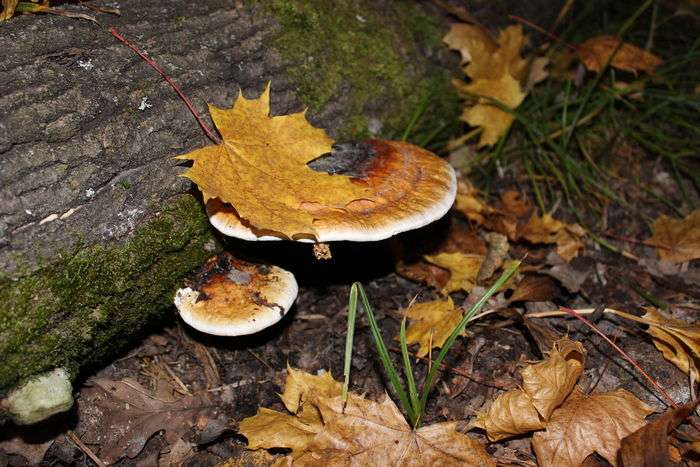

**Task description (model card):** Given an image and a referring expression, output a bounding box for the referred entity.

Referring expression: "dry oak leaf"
[293,393,494,467]
[475,337,585,441]
[179,85,455,241]
[78,378,218,464]
[577,36,663,74]
[424,252,484,294]
[402,297,464,358]
[640,307,700,380]
[648,208,700,263]
[532,388,653,467]
[521,213,586,262]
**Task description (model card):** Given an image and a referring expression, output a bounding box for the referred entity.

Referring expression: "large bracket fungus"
[175,85,457,336]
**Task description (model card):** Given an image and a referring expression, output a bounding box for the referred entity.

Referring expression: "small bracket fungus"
[206,139,457,243]
[174,252,298,336]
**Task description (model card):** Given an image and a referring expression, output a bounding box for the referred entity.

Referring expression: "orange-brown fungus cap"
[207,139,457,242]
[174,252,298,336]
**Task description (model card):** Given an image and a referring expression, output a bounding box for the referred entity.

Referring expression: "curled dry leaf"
[619,400,699,467]
[180,84,456,242]
[475,337,585,441]
[532,389,653,467]
[648,208,700,263]
[477,232,509,282]
[424,252,484,294]
[402,297,464,358]
[640,307,700,380]
[576,35,663,74]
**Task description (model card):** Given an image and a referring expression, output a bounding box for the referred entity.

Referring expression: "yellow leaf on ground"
[280,366,342,414]
[648,208,700,263]
[640,307,700,380]
[475,337,585,441]
[577,35,663,74]
[403,298,463,357]
[295,393,494,467]
[455,181,494,225]
[455,74,526,147]
[532,388,653,467]
[0,0,18,21]
[446,25,528,147]
[443,23,497,64]
[521,214,586,261]
[238,407,322,456]
[424,252,484,294]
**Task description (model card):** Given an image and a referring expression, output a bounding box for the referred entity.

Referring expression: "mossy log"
[0,0,461,415]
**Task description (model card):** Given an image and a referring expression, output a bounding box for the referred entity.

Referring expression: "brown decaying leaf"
[509,274,559,303]
[475,337,585,441]
[455,181,494,225]
[619,400,699,467]
[238,367,493,466]
[79,378,218,464]
[521,214,586,262]
[640,307,700,380]
[648,208,700,263]
[477,232,509,282]
[1,0,18,20]
[403,297,464,357]
[532,388,654,467]
[296,393,494,467]
[577,36,663,74]
[424,252,484,294]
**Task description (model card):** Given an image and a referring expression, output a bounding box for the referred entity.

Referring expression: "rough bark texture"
[0,0,461,394]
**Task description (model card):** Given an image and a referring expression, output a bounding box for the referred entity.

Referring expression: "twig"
[67,430,106,467]
[559,306,677,407]
[108,28,221,145]
[508,14,578,51]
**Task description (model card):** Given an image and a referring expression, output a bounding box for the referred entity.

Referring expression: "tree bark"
[0,0,460,400]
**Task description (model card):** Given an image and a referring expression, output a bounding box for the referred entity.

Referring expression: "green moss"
[263,0,460,143]
[0,194,219,392]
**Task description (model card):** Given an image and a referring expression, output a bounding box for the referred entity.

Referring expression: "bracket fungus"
[175,84,457,336]
[174,253,298,336]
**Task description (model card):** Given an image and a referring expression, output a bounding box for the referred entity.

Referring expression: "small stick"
[508,14,578,51]
[108,28,221,145]
[559,306,677,407]
[67,430,106,467]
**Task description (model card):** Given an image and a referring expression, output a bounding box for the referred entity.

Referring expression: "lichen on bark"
[0,195,218,393]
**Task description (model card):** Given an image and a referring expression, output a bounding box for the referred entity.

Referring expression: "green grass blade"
[399,316,421,426]
[342,284,359,405]
[355,283,416,425]
[417,261,520,425]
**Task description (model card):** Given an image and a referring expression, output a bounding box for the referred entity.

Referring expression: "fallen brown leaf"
[475,337,585,441]
[640,307,700,381]
[532,388,654,467]
[577,36,663,74]
[79,378,218,464]
[509,274,559,303]
[619,400,699,467]
[403,297,464,357]
[521,214,586,262]
[295,393,494,467]
[648,208,700,263]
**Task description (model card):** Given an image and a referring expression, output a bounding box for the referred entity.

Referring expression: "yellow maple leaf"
[445,25,528,147]
[179,85,456,241]
[402,297,464,358]
[648,208,700,263]
[424,252,484,294]
[577,35,663,74]
[476,337,586,441]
